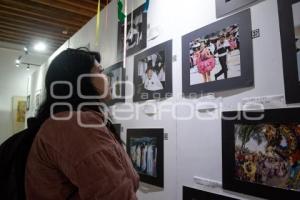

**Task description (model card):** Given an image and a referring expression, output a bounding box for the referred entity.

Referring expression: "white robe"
[147,145,154,176]
[144,72,163,91]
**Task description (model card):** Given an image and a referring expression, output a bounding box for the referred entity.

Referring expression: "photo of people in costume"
[189,24,240,85]
[234,124,300,191]
[129,137,158,177]
[136,51,166,94]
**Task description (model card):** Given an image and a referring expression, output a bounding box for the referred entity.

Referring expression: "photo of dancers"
[136,51,166,93]
[129,137,158,177]
[234,123,300,191]
[117,4,147,59]
[189,24,241,85]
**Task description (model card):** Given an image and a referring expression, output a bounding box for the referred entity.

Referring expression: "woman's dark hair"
[36,48,122,144]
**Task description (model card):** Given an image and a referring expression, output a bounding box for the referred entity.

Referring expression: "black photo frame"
[278,0,300,104]
[182,9,253,96]
[126,128,164,188]
[117,4,147,59]
[222,108,300,199]
[133,40,172,102]
[215,0,260,18]
[103,61,125,106]
[183,186,238,200]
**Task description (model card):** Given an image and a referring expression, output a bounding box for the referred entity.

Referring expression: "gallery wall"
[27,0,300,199]
[0,48,47,143]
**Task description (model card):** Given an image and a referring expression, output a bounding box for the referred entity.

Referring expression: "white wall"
[0,48,47,143]
[28,0,300,199]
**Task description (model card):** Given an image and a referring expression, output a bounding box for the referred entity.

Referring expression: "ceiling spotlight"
[16,59,20,64]
[62,30,68,35]
[34,42,47,52]
[16,64,20,68]
[24,46,28,52]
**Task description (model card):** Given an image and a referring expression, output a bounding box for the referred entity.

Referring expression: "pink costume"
[196,48,215,74]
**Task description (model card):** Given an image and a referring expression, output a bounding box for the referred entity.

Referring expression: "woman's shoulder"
[36,111,115,158]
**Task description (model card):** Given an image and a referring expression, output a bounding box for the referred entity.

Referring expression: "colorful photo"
[234,123,300,191]
[189,24,240,85]
[129,137,158,177]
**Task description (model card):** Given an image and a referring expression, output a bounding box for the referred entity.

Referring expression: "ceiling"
[0,0,111,54]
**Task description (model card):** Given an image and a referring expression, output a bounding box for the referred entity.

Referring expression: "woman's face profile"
[90,60,112,101]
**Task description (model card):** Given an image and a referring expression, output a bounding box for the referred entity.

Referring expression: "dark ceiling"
[0,0,111,53]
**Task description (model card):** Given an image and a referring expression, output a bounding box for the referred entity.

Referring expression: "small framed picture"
[183,186,238,200]
[133,40,172,102]
[126,128,164,188]
[215,0,260,18]
[278,0,300,104]
[117,4,147,59]
[182,9,253,96]
[103,62,125,106]
[222,108,300,199]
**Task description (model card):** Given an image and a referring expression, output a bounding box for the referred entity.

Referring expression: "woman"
[25,48,139,200]
[197,42,216,83]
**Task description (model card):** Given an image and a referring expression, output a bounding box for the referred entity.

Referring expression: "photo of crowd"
[136,51,166,94]
[234,123,300,191]
[189,24,240,85]
[129,137,158,177]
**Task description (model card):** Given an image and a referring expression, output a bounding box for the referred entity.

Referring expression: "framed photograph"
[133,40,172,102]
[182,9,253,96]
[26,95,30,111]
[183,186,238,200]
[126,128,164,187]
[215,0,260,18]
[12,96,26,133]
[278,0,300,104]
[103,62,125,106]
[222,108,300,199]
[117,4,147,59]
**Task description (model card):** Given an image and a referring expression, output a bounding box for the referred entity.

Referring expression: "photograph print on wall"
[117,4,147,59]
[103,62,125,106]
[182,9,253,96]
[189,24,240,85]
[234,123,300,192]
[222,108,300,199]
[126,129,164,187]
[133,40,172,102]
